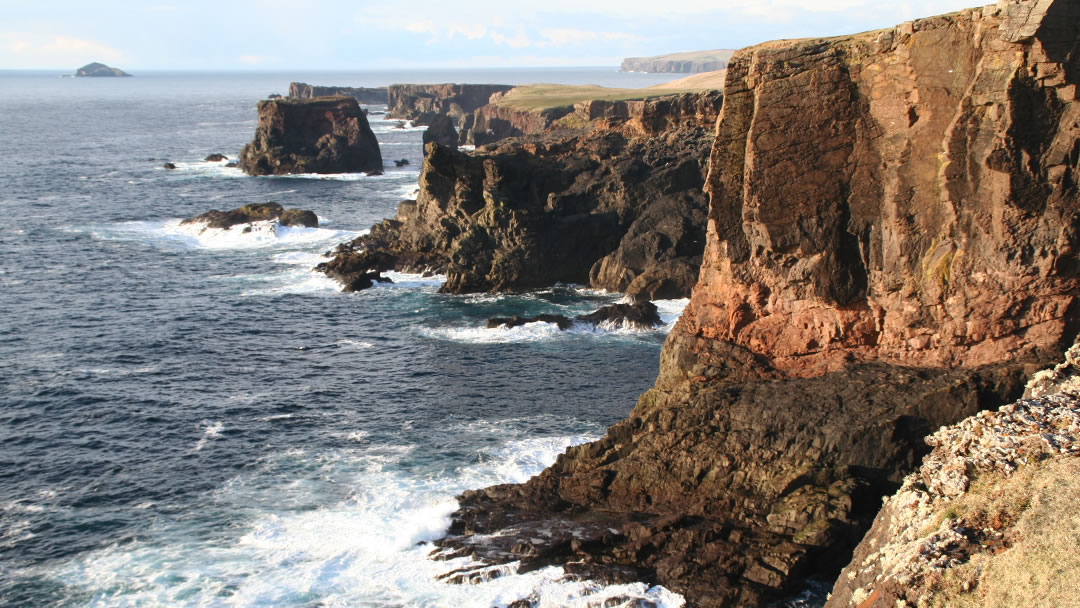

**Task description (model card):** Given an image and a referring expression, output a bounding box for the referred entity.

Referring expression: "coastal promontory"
[433,1,1080,606]
[238,96,383,176]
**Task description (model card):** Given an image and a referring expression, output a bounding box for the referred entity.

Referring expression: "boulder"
[204,153,228,162]
[238,96,383,176]
[162,162,177,170]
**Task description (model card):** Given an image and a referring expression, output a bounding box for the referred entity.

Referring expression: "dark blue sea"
[0,68,693,607]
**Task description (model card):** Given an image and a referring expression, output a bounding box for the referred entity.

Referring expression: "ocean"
[0,68,693,607]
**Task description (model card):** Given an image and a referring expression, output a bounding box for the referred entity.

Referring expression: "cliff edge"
[433,2,1080,606]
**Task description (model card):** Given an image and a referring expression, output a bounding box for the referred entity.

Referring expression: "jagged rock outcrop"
[620,50,735,74]
[238,96,382,176]
[433,2,1080,607]
[457,98,574,146]
[826,339,1080,607]
[321,90,721,299]
[75,62,131,77]
[422,115,458,148]
[387,83,512,125]
[288,82,388,105]
[180,202,318,230]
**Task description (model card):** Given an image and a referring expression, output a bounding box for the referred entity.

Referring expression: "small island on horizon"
[75,62,131,77]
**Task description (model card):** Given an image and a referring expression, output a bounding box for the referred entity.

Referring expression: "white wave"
[336,338,374,350]
[240,269,344,297]
[111,218,361,252]
[42,431,684,607]
[377,270,445,289]
[193,420,224,452]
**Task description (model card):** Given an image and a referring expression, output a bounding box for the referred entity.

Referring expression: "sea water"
[0,68,693,607]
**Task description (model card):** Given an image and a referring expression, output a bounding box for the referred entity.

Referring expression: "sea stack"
[75,62,131,77]
[433,2,1080,606]
[239,96,383,176]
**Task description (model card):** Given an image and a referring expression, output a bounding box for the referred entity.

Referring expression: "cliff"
[238,96,382,176]
[620,49,735,73]
[387,83,513,125]
[826,339,1080,607]
[319,90,723,299]
[75,62,131,77]
[432,2,1080,606]
[288,82,387,105]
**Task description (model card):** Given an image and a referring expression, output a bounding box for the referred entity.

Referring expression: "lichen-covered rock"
[826,339,1080,608]
[238,96,382,176]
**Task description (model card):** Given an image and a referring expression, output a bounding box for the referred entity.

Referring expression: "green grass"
[492,84,707,111]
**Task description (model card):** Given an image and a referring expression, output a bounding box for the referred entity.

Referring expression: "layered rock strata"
[321,90,722,299]
[288,82,388,105]
[387,83,513,125]
[433,2,1080,607]
[239,96,382,176]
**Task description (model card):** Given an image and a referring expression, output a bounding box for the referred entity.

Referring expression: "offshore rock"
[238,96,382,176]
[323,91,720,299]
[387,83,513,125]
[436,1,1080,606]
[181,202,318,230]
[288,82,387,105]
[486,301,663,331]
[75,62,131,77]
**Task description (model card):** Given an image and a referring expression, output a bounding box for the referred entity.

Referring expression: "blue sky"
[1,0,989,70]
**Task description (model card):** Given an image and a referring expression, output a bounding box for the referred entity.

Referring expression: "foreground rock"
[387,83,513,125]
[433,2,1080,606]
[323,90,722,300]
[421,114,458,148]
[288,82,388,105]
[181,202,317,230]
[239,96,382,176]
[827,341,1080,607]
[75,62,131,77]
[487,301,663,331]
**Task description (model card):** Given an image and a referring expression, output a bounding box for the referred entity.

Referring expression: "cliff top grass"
[492,82,721,112]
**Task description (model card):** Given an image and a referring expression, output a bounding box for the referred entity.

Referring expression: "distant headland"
[619,49,734,73]
[74,62,132,77]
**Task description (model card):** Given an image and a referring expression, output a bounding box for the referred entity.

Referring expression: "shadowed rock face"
[321,93,720,299]
[433,2,1080,606]
[239,96,382,176]
[387,83,513,125]
[288,82,387,105]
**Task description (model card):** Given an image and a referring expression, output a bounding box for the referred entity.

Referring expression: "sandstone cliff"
[239,96,382,176]
[826,339,1080,607]
[432,2,1080,606]
[319,90,723,299]
[387,83,513,125]
[288,82,387,105]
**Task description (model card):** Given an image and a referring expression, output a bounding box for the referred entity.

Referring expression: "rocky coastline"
[287,82,387,105]
[425,1,1080,606]
[318,89,723,300]
[387,83,513,125]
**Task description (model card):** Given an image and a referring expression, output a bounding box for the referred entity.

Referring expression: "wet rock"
[204,153,228,162]
[394,159,410,167]
[180,202,318,230]
[162,162,177,170]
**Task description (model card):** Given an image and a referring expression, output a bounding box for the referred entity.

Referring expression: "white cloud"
[0,31,127,67]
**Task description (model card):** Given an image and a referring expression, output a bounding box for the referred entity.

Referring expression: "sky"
[1,0,990,70]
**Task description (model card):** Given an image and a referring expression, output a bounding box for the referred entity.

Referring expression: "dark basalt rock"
[422,115,458,148]
[163,162,177,170]
[181,202,318,230]
[204,153,228,162]
[75,62,131,77]
[486,301,663,331]
[394,159,410,167]
[321,91,721,299]
[486,314,575,330]
[238,96,382,176]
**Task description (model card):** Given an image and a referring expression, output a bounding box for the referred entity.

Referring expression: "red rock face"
[668,2,1080,383]
[239,96,382,176]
